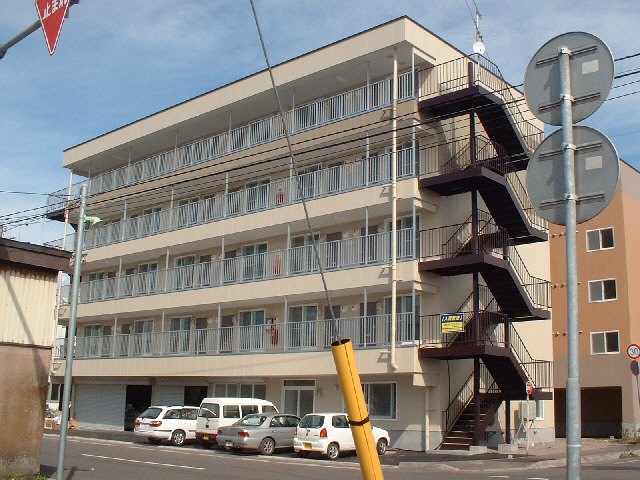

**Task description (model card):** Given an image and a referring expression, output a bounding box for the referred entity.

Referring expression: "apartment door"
[239,310,265,351]
[170,316,191,354]
[325,232,342,269]
[175,255,195,290]
[198,255,212,286]
[289,305,318,348]
[361,225,379,263]
[133,319,153,355]
[83,325,100,357]
[283,380,315,417]
[141,206,161,235]
[177,197,199,226]
[101,325,113,357]
[219,315,234,352]
[223,250,237,283]
[87,271,104,301]
[137,262,158,294]
[290,234,319,274]
[323,305,341,347]
[359,302,378,346]
[245,178,270,211]
[242,243,267,280]
[195,318,208,354]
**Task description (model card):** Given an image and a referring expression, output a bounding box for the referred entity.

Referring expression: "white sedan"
[293,412,389,460]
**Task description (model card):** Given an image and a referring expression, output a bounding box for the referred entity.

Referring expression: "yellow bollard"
[331,338,384,480]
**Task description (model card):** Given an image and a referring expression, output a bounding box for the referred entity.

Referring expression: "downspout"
[390,47,398,371]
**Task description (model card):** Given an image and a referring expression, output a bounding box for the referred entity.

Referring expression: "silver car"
[216,413,300,455]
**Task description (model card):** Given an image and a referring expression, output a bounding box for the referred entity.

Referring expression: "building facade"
[551,160,640,438]
[0,239,71,478]
[48,17,554,450]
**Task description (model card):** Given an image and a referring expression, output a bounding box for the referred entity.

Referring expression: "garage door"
[75,384,126,430]
[160,385,184,406]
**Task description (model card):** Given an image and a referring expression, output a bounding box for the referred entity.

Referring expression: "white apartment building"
[47,17,554,450]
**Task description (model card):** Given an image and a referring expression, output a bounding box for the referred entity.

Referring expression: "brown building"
[0,238,71,478]
[551,160,640,438]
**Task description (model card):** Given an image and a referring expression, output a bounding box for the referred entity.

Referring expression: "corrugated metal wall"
[0,266,57,347]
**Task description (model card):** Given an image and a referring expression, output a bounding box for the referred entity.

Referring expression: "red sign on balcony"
[35,0,70,55]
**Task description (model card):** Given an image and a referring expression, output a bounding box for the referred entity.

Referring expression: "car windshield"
[198,403,219,418]
[235,414,266,426]
[299,415,324,428]
[138,407,163,419]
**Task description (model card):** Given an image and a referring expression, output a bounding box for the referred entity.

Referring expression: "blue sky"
[1,0,639,245]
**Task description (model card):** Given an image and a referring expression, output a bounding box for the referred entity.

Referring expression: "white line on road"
[527,477,550,480]
[488,476,510,478]
[81,453,205,470]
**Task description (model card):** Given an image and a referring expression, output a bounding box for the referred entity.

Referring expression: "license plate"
[202,435,209,441]
[226,441,233,447]
[303,442,312,450]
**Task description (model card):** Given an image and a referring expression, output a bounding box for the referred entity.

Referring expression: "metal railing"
[53,313,416,360]
[62,227,415,305]
[420,136,548,233]
[441,363,498,439]
[418,54,543,152]
[419,216,551,310]
[44,71,414,213]
[81,147,415,249]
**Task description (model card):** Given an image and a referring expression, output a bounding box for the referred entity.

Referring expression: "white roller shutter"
[75,384,126,430]
[159,385,184,406]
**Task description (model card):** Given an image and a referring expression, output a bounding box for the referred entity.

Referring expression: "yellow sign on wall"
[440,313,464,332]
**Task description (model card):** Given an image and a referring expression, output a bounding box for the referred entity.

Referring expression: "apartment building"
[47,17,554,450]
[551,160,640,438]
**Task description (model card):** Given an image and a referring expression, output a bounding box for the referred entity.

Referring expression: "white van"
[195,397,278,448]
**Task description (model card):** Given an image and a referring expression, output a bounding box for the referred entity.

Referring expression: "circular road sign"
[526,381,534,395]
[527,125,619,225]
[524,32,614,126]
[628,344,640,360]
[631,360,640,377]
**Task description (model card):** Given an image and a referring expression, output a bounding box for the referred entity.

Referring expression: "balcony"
[54,313,417,360]
[418,54,543,168]
[80,147,415,250]
[60,227,416,305]
[46,71,415,220]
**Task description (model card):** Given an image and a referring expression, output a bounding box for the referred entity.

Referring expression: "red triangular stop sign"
[35,0,70,55]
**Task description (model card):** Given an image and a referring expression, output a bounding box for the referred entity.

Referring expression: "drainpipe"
[390,47,398,371]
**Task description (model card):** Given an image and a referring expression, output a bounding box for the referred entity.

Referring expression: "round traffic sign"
[631,360,640,377]
[527,125,619,225]
[524,32,615,126]
[627,344,640,360]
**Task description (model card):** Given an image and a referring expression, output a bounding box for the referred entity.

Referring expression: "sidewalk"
[390,438,640,471]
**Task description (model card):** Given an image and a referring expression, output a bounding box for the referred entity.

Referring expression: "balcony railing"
[44,71,414,216]
[61,227,416,305]
[418,54,543,152]
[82,147,415,249]
[53,313,416,360]
[419,216,551,310]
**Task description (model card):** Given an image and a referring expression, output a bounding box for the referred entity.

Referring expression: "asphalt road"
[41,433,640,480]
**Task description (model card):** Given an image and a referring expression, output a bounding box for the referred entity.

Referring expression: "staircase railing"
[441,363,499,443]
[506,324,553,391]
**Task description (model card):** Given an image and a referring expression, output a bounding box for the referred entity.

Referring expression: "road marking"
[81,453,205,470]
[488,476,509,478]
[527,478,550,480]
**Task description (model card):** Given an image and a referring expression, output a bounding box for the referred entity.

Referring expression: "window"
[588,279,617,302]
[586,227,614,252]
[361,382,396,420]
[535,400,544,420]
[591,330,620,354]
[214,383,266,399]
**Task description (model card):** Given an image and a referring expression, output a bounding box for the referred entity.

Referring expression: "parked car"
[216,413,300,455]
[134,405,198,446]
[196,397,278,448]
[294,412,390,460]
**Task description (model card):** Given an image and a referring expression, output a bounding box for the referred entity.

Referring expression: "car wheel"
[296,451,310,458]
[148,437,162,445]
[201,440,214,449]
[171,430,186,446]
[326,442,340,460]
[259,437,276,455]
[376,438,388,455]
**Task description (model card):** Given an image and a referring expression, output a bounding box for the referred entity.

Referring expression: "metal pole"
[56,184,88,480]
[0,20,41,59]
[559,46,581,480]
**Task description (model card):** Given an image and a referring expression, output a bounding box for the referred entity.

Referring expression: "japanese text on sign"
[440,313,464,333]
